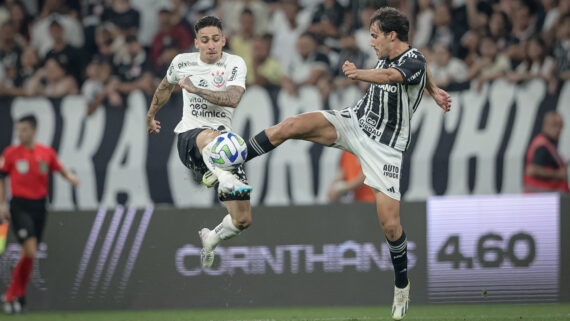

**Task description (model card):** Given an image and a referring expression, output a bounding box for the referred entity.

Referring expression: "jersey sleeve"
[392,53,426,85]
[49,148,64,172]
[0,147,12,178]
[166,55,182,84]
[226,55,247,89]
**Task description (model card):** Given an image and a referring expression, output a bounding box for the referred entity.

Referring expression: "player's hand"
[0,202,10,222]
[69,173,80,187]
[147,117,161,134]
[178,76,197,93]
[433,88,452,113]
[342,61,359,80]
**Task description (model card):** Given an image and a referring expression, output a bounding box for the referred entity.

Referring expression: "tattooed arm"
[147,77,176,134]
[178,76,245,108]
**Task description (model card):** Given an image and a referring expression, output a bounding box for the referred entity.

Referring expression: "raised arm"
[147,77,176,134]
[342,60,403,84]
[343,60,451,112]
[179,76,245,108]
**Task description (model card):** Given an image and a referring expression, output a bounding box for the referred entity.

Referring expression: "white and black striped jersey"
[352,47,426,151]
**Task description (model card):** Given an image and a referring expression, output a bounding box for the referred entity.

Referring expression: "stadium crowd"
[0,0,569,111]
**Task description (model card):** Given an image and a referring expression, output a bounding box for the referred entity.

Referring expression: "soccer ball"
[209,132,248,170]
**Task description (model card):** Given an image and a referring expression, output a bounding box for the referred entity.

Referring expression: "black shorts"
[9,197,47,244]
[177,127,250,201]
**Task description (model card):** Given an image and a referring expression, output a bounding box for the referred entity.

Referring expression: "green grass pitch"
[0,304,568,321]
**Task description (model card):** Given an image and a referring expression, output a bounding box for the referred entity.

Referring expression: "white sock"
[204,214,242,250]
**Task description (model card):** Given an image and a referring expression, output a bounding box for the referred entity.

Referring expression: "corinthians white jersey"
[166,52,247,133]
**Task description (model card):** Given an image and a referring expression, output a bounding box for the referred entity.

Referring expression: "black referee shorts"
[9,197,47,244]
[177,127,250,202]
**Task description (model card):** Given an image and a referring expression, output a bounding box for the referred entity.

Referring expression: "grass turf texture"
[1,304,569,321]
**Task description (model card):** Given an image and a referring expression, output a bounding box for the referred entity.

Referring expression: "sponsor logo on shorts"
[358,119,382,137]
[383,164,399,179]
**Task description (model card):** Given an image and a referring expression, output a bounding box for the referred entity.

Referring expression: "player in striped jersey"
[202,7,450,319]
[214,7,451,320]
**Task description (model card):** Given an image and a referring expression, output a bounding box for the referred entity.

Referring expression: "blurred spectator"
[307,0,345,40]
[80,0,106,55]
[0,46,39,96]
[38,0,78,19]
[507,36,555,84]
[354,5,377,68]
[540,0,560,33]
[429,43,468,88]
[281,32,329,95]
[229,9,256,68]
[82,60,122,115]
[488,11,512,52]
[333,34,367,78]
[0,23,22,87]
[102,0,140,36]
[218,0,269,37]
[0,4,7,28]
[467,36,511,90]
[112,34,154,95]
[44,20,84,83]
[328,151,375,203]
[506,1,537,62]
[428,5,453,49]
[150,5,192,75]
[31,13,84,58]
[413,0,434,49]
[183,0,217,26]
[554,14,570,82]
[269,0,312,69]
[130,0,168,47]
[8,1,33,45]
[25,57,78,97]
[15,46,39,87]
[248,34,282,87]
[94,23,118,63]
[524,111,569,193]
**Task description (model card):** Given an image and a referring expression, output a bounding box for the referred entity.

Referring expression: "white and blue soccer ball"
[209,132,248,170]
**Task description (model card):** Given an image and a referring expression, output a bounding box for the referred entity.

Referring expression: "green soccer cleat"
[201,170,218,188]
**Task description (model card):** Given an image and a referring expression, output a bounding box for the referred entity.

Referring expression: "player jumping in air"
[0,115,80,314]
[146,16,253,268]
[204,8,451,320]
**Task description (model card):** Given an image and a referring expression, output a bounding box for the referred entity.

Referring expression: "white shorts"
[320,108,403,201]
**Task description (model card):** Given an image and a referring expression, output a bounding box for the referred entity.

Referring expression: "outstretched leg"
[245,111,338,161]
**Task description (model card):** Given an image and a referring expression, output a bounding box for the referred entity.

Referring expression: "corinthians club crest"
[211,71,225,88]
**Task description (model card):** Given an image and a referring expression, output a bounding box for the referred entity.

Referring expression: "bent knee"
[234,217,252,230]
[381,220,401,240]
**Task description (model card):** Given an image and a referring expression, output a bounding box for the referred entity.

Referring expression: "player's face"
[16,122,36,146]
[370,22,391,60]
[195,26,226,64]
